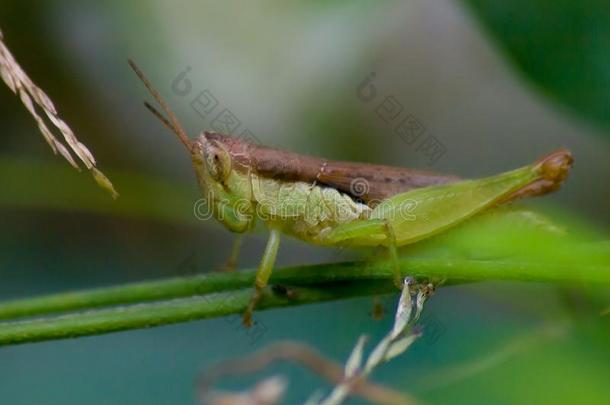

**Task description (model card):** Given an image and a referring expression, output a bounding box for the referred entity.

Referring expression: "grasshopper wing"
[312,160,458,204]
[205,132,458,205]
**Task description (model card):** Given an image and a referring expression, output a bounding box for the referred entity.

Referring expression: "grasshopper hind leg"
[243,229,281,327]
[323,218,404,289]
[384,219,403,289]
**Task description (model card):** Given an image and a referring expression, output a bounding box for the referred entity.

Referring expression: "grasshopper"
[129,61,573,326]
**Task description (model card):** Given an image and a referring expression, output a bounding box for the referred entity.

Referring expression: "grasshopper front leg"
[219,235,243,272]
[243,229,281,327]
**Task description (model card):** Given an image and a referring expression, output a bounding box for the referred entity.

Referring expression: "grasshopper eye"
[203,144,231,181]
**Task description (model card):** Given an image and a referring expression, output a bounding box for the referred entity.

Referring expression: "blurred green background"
[0,1,609,404]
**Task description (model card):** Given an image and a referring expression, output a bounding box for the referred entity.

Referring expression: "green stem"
[0,271,254,320]
[0,282,391,346]
[1,256,607,321]
[0,255,607,346]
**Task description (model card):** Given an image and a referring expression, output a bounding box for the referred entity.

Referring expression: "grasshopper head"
[190,132,255,232]
[190,133,228,194]
[128,60,254,232]
[195,132,232,183]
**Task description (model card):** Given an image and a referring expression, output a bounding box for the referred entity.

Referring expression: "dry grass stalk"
[0,27,118,198]
[197,341,414,405]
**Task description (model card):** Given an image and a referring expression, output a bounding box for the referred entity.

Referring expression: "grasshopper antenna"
[128,59,192,151]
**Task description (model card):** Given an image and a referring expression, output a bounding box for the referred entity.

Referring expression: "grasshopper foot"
[218,258,236,273]
[393,275,404,289]
[370,296,386,320]
[242,288,263,328]
[218,236,242,273]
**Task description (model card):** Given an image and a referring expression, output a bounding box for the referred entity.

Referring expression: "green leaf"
[464,0,610,130]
